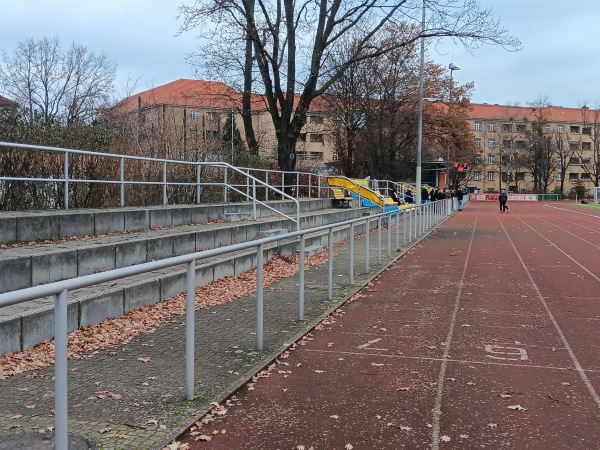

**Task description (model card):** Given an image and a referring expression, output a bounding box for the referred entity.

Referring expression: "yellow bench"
[331,187,353,208]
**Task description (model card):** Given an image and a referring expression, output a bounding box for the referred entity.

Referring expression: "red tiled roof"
[116,79,335,114]
[0,95,18,108]
[468,103,599,123]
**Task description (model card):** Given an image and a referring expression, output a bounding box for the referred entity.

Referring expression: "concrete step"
[0,205,371,355]
[0,198,333,245]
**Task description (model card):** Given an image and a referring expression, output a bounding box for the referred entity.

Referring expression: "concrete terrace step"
[0,203,369,355]
[0,198,332,245]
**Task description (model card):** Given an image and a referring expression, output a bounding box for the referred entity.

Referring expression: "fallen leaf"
[459,434,469,439]
[330,415,339,419]
[398,425,412,431]
[314,370,325,374]
[24,404,35,409]
[371,363,384,367]
[137,357,151,363]
[499,394,512,399]
[147,419,159,426]
[441,435,451,442]
[195,435,212,441]
[345,445,354,450]
[508,405,527,411]
[10,414,24,419]
[487,423,498,428]
[98,428,112,434]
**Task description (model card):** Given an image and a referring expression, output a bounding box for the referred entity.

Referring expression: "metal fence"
[0,199,451,450]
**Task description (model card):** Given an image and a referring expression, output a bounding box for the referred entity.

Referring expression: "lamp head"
[449,63,460,71]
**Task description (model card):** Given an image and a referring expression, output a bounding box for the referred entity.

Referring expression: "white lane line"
[430,208,479,450]
[518,217,600,284]
[305,348,600,372]
[546,204,600,220]
[536,218,600,250]
[499,218,600,410]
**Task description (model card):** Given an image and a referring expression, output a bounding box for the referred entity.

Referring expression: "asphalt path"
[181,201,600,450]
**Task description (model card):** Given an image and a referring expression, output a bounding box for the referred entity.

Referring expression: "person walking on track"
[499,188,509,213]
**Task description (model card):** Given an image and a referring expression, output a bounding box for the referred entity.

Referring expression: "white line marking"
[305,348,598,372]
[546,204,600,220]
[430,209,479,450]
[499,217,600,410]
[357,338,387,351]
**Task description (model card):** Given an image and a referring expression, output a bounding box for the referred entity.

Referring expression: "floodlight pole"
[448,63,460,191]
[416,0,426,205]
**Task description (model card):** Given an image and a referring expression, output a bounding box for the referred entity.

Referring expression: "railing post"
[256,243,264,351]
[296,172,300,198]
[396,209,400,250]
[162,161,168,205]
[265,172,269,201]
[252,180,257,220]
[328,228,334,300]
[408,209,412,243]
[54,289,69,450]
[185,260,195,400]
[377,216,382,264]
[387,212,392,257]
[299,235,305,320]
[196,164,201,204]
[365,217,370,273]
[223,167,228,203]
[63,151,69,210]
[120,157,125,207]
[349,223,355,284]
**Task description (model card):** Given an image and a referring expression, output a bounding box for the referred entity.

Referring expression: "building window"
[475,155,482,164]
[583,127,591,135]
[473,171,481,181]
[557,157,562,165]
[557,125,564,133]
[569,157,580,166]
[516,124,527,133]
[570,126,580,134]
[569,141,579,150]
[487,155,495,164]
[190,110,199,121]
[556,172,562,181]
[332,153,339,162]
[207,112,215,121]
[543,124,551,133]
[474,122,481,131]
[261,114,267,123]
[582,142,592,150]
[488,139,495,149]
[488,122,496,132]
[475,138,481,148]
[310,133,324,143]
[298,133,306,142]
[487,171,495,181]
[569,173,579,181]
[146,111,153,121]
[502,123,514,132]
[502,140,511,148]
[204,130,219,140]
[310,115,324,125]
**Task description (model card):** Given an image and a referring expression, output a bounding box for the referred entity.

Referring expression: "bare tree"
[179,0,520,190]
[0,37,116,125]
[576,106,600,187]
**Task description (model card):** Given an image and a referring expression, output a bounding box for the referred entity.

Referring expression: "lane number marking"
[484,345,528,361]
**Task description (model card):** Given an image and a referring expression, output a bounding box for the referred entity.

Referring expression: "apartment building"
[116,80,599,196]
[466,103,600,195]
[114,79,334,165]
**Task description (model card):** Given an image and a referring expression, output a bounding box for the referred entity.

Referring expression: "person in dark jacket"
[499,189,509,212]
[405,188,414,203]
[421,186,429,202]
[457,189,464,211]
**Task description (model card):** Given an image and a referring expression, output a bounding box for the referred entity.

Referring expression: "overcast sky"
[1,0,598,109]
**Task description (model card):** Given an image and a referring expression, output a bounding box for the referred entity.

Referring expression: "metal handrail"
[0,142,301,230]
[0,198,453,450]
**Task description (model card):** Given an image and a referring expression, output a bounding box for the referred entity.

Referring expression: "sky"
[1,0,599,109]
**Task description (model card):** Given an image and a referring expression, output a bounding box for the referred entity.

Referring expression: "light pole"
[447,63,460,191]
[415,0,425,205]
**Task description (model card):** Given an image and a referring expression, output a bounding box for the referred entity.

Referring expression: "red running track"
[182,201,600,450]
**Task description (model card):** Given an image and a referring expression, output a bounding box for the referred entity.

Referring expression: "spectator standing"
[457,189,464,211]
[405,188,414,204]
[499,189,509,213]
[421,186,429,202]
